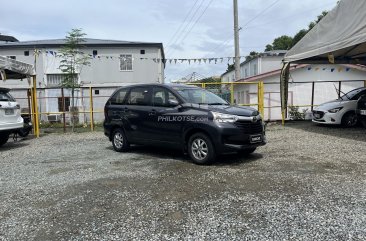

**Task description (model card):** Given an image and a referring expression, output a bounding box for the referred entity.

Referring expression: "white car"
[312,87,366,127]
[0,88,23,147]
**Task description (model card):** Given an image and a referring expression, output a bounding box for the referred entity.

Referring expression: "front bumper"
[312,110,342,125]
[207,122,267,154]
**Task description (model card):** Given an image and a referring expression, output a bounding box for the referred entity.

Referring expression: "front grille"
[234,120,263,134]
[312,110,324,119]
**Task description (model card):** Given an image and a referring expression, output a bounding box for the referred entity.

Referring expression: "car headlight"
[328,107,343,113]
[212,111,238,123]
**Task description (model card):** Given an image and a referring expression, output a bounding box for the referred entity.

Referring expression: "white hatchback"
[312,87,366,127]
[0,88,23,147]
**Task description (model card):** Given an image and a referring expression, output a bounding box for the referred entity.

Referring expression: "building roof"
[0,34,18,42]
[221,50,288,77]
[0,38,165,59]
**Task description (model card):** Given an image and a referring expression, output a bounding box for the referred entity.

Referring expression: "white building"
[0,38,165,122]
[222,51,366,120]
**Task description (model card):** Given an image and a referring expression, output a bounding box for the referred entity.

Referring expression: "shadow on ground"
[284,120,366,142]
[106,144,262,166]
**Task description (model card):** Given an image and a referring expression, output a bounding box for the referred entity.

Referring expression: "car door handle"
[149,109,157,116]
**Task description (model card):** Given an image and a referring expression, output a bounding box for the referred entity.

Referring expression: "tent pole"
[280,62,290,126]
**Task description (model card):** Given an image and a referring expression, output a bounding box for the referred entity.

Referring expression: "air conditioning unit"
[47,114,61,123]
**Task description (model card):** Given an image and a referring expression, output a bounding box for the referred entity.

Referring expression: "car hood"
[314,99,353,111]
[208,105,258,116]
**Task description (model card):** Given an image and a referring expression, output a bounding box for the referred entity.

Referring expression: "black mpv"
[103,84,266,164]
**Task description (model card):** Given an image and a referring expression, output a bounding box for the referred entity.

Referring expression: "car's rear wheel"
[188,133,215,165]
[112,128,129,152]
[341,112,358,127]
[0,134,9,147]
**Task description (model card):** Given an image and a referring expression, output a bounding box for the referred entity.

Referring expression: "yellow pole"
[32,76,40,137]
[230,83,234,104]
[257,81,264,117]
[89,87,94,131]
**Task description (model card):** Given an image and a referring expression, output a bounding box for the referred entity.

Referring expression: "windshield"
[175,88,228,105]
[340,88,366,100]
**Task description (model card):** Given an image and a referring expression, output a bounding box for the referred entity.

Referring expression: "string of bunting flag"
[37,50,355,71]
[41,50,248,65]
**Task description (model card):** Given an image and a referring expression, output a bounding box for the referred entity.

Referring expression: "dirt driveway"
[0,122,365,240]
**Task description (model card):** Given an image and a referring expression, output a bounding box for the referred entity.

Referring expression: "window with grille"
[47,74,64,87]
[119,54,133,71]
[47,74,77,87]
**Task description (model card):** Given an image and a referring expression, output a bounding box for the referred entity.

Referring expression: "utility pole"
[233,0,240,81]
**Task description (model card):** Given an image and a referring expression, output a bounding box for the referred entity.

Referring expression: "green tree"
[264,10,329,51]
[59,28,90,131]
[265,35,293,51]
[245,51,259,61]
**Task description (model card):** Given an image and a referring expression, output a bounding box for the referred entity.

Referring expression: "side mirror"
[168,99,179,107]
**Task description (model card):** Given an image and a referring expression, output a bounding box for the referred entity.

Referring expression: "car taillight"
[16,104,20,109]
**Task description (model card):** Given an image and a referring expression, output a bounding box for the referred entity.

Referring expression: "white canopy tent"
[0,55,39,136]
[280,0,366,123]
[0,55,35,80]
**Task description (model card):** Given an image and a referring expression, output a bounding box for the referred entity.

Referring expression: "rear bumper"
[0,120,24,132]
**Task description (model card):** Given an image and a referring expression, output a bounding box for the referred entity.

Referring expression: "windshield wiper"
[207,103,229,105]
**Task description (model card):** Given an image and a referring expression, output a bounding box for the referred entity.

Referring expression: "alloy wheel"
[191,138,208,161]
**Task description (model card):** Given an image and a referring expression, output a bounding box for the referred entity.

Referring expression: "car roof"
[116,83,199,91]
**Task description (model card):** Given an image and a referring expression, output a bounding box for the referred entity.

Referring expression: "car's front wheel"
[188,133,215,165]
[341,112,358,127]
[0,134,9,147]
[112,128,129,152]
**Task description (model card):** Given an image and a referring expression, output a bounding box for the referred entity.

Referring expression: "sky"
[0,0,339,82]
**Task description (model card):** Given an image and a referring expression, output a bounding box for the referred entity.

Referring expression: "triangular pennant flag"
[198,59,202,64]
[220,58,223,63]
[174,59,177,64]
[169,59,172,64]
[188,59,191,64]
[203,59,207,63]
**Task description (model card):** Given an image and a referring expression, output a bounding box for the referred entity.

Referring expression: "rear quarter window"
[109,89,128,105]
[0,91,15,101]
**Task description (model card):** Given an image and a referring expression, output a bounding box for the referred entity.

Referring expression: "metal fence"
[10,79,366,136]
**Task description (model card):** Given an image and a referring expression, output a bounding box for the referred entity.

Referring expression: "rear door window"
[126,87,152,106]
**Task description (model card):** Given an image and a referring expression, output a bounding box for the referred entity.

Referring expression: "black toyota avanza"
[103,84,266,164]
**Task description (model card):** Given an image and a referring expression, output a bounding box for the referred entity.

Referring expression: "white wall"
[234,64,366,120]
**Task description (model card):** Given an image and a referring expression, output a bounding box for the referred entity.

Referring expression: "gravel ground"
[0,121,365,240]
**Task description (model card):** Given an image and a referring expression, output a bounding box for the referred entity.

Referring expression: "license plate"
[5,109,14,115]
[360,110,366,115]
[250,135,262,143]
[314,113,320,119]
